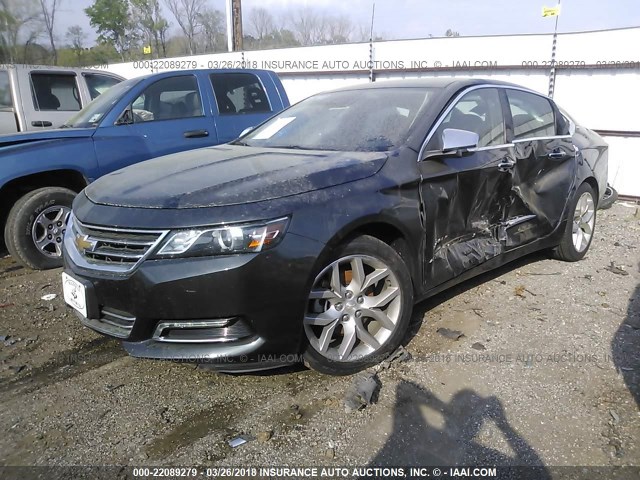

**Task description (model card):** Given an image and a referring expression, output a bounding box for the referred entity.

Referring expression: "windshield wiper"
[268,145,311,150]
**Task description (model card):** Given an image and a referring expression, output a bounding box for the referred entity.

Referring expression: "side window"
[0,71,12,109]
[131,75,203,123]
[427,88,505,150]
[210,73,271,115]
[84,74,122,100]
[506,89,556,139]
[30,73,81,111]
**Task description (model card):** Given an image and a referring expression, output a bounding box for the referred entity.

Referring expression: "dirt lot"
[0,202,638,472]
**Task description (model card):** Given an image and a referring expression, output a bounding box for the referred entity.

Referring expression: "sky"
[58,0,640,46]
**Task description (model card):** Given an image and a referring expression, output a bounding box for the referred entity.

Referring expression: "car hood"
[85,145,389,208]
[0,128,94,150]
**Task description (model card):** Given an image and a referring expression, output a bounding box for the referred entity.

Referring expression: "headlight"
[155,217,290,257]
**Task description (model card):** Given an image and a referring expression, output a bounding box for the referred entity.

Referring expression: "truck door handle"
[548,149,568,160]
[32,120,53,127]
[184,129,209,138]
[498,158,516,172]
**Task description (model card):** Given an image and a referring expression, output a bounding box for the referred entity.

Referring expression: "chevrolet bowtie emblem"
[75,234,97,253]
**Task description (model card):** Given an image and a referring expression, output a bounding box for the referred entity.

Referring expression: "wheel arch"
[319,216,421,293]
[0,170,87,244]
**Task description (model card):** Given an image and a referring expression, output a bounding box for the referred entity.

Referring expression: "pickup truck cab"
[0,69,289,270]
[0,64,124,134]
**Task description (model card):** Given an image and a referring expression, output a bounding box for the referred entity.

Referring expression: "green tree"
[130,0,169,58]
[85,0,138,61]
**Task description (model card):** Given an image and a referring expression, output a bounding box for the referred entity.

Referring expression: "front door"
[419,87,513,288]
[94,74,217,176]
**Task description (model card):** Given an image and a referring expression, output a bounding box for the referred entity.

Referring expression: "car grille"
[67,215,169,273]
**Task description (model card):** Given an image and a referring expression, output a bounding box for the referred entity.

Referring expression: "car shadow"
[611,262,640,407]
[368,381,551,477]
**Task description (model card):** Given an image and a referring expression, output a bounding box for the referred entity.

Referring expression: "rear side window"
[506,89,555,139]
[84,73,122,100]
[0,71,12,109]
[210,73,271,115]
[30,73,81,111]
[131,75,203,122]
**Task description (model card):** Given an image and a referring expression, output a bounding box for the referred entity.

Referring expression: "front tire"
[553,182,597,262]
[302,235,414,375]
[4,187,75,270]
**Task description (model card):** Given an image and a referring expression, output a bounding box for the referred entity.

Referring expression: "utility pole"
[232,0,243,52]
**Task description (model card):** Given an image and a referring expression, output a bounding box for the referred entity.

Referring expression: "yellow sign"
[542,5,561,17]
[143,45,152,54]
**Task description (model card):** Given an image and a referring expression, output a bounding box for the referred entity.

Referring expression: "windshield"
[238,87,439,152]
[63,77,140,128]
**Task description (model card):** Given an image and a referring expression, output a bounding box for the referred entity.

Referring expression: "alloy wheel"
[31,205,71,258]
[572,191,595,253]
[304,254,402,362]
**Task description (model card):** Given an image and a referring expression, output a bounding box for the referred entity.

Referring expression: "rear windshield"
[239,87,439,152]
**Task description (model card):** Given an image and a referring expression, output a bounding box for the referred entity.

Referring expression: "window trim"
[418,84,566,162]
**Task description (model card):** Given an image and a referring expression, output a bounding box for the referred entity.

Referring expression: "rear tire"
[4,187,75,270]
[302,235,413,376]
[552,182,596,262]
[598,184,618,210]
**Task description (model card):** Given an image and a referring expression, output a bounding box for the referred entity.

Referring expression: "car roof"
[328,78,542,96]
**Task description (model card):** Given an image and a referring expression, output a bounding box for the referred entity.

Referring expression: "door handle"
[498,158,516,172]
[548,150,568,160]
[184,129,209,138]
[32,120,53,127]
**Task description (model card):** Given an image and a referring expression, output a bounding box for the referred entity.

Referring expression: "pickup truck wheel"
[4,187,75,270]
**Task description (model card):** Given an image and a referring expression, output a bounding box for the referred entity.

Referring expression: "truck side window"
[30,73,81,111]
[210,73,271,115]
[0,71,12,109]
[131,75,203,123]
[84,73,122,100]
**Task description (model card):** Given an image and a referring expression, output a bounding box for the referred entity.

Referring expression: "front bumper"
[63,232,324,372]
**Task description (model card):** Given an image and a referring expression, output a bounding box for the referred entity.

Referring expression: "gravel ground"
[0,202,638,472]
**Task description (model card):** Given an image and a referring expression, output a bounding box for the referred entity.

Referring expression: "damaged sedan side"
[62,78,607,375]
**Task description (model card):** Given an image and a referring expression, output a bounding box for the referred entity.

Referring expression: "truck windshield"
[236,87,439,152]
[63,77,140,129]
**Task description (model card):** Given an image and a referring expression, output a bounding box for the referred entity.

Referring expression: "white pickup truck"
[0,64,124,135]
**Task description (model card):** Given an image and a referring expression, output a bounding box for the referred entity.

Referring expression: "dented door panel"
[419,147,513,288]
[502,137,576,248]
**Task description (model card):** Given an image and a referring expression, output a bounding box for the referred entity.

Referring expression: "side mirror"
[115,106,134,126]
[441,128,479,155]
[239,126,254,137]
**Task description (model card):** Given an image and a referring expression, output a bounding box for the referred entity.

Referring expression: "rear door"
[210,72,277,143]
[419,87,514,287]
[502,88,576,248]
[20,70,83,130]
[93,74,217,176]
